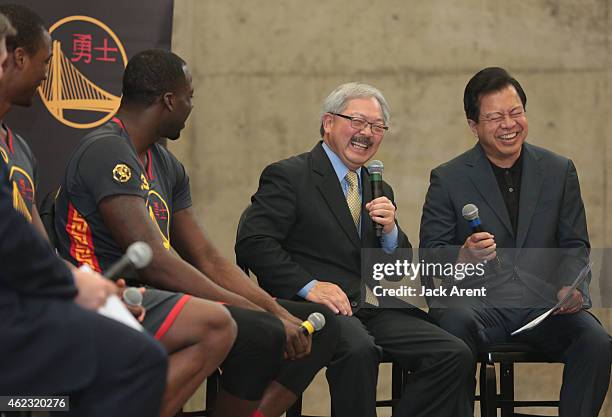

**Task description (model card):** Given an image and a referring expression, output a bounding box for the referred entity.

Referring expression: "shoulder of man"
[523,142,571,169]
[8,129,33,156]
[429,143,480,179]
[262,147,312,178]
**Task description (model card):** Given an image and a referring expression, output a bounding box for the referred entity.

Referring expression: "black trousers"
[432,305,612,417]
[325,308,473,417]
[222,300,338,400]
[0,298,167,417]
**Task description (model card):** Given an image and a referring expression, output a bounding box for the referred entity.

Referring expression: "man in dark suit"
[419,67,611,417]
[0,11,167,417]
[236,82,473,417]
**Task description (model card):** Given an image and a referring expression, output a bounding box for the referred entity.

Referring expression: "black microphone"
[299,312,326,335]
[104,241,153,280]
[461,204,502,269]
[366,160,384,238]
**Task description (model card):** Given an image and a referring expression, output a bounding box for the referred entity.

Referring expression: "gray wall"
[171,1,611,415]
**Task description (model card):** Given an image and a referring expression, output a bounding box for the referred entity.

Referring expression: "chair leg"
[483,362,497,417]
[499,361,514,417]
[286,394,303,417]
[391,361,403,413]
[205,370,220,415]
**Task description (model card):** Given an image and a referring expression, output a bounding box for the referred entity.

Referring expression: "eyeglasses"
[330,113,389,135]
[479,108,526,124]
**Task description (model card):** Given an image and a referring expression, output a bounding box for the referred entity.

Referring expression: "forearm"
[192,249,280,313]
[142,249,263,311]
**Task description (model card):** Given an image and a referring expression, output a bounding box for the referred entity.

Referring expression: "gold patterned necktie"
[345,171,361,229]
[345,170,379,306]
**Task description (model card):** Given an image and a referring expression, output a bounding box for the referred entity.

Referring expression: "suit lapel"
[466,144,514,236]
[311,143,361,248]
[515,144,543,248]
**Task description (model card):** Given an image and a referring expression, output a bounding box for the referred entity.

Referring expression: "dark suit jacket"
[0,161,99,394]
[236,141,411,307]
[419,142,591,307]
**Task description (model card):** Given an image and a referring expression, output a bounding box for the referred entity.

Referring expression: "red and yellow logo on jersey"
[146,190,170,250]
[9,166,35,222]
[65,202,101,271]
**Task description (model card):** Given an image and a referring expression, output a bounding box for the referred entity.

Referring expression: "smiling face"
[9,29,51,107]
[468,85,528,168]
[321,96,385,171]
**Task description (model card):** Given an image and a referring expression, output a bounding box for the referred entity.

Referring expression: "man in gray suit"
[419,67,611,417]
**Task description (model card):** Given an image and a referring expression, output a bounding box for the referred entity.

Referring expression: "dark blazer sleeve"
[419,167,461,256]
[0,164,76,298]
[236,162,315,299]
[556,159,590,287]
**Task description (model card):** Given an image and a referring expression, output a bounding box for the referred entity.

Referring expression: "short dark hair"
[0,4,46,54]
[122,49,186,106]
[463,67,527,122]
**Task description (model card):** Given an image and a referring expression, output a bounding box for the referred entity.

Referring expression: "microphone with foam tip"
[103,241,153,280]
[299,312,326,336]
[122,286,143,307]
[461,204,502,269]
[366,160,384,238]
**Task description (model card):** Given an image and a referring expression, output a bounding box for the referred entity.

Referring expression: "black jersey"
[0,125,38,222]
[55,118,192,274]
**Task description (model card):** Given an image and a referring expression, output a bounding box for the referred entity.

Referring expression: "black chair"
[285,356,408,417]
[477,342,560,417]
[38,187,61,250]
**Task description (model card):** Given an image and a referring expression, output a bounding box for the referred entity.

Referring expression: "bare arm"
[98,194,260,311]
[171,207,311,358]
[171,207,285,314]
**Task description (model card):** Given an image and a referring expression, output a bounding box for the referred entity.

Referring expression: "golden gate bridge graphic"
[38,40,121,128]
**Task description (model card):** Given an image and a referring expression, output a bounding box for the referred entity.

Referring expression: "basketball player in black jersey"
[55,49,339,417]
[0,7,168,417]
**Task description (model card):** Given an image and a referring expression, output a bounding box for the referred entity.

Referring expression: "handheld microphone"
[299,312,326,335]
[366,160,384,238]
[122,287,143,307]
[461,204,502,269]
[104,241,153,280]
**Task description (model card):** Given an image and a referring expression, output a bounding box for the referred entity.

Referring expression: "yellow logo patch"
[112,163,131,183]
[140,173,150,190]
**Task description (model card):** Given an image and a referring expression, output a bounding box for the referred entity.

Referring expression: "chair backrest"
[39,187,61,250]
[235,204,251,274]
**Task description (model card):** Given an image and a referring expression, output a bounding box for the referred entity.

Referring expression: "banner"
[6,0,174,198]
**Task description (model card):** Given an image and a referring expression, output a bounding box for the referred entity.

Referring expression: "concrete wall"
[171,1,611,415]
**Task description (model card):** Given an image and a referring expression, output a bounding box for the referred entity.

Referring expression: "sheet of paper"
[98,295,144,332]
[511,261,592,336]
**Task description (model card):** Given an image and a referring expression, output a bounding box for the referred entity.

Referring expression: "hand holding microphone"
[460,204,502,268]
[104,241,152,322]
[116,279,146,321]
[366,160,396,237]
[281,311,326,360]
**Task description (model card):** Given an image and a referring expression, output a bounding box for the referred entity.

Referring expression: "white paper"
[98,295,144,332]
[77,264,144,332]
[511,261,592,336]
